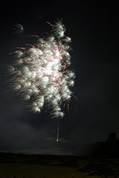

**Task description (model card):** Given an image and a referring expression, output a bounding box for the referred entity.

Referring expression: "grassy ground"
[0,154,119,178]
[0,163,88,178]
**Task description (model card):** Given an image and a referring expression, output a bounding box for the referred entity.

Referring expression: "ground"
[0,154,119,178]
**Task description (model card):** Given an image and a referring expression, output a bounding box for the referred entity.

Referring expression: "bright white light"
[10,21,75,118]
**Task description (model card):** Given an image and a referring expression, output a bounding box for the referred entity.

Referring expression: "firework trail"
[9,21,75,141]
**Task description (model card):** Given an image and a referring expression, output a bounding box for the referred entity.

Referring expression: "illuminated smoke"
[9,21,75,118]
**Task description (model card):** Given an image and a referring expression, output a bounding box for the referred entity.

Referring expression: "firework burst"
[9,21,75,118]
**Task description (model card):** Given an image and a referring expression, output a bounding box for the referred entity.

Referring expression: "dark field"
[0,153,119,178]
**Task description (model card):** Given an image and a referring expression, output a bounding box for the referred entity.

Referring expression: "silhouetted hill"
[0,152,81,167]
[91,132,119,158]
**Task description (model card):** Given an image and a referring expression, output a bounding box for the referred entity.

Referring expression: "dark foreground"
[0,153,119,178]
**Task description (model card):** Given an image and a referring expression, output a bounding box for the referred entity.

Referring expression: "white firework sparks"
[9,21,75,118]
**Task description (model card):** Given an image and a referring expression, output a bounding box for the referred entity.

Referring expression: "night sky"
[0,1,118,155]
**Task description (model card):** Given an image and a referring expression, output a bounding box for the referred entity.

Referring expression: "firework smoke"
[9,21,75,118]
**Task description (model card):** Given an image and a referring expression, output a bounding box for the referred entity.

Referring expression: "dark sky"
[0,1,118,155]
